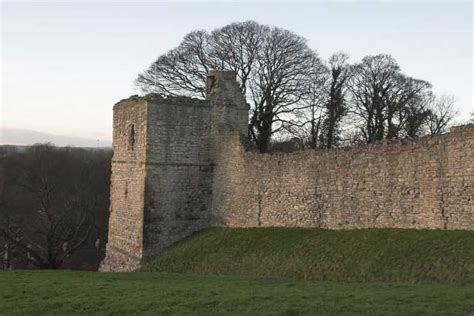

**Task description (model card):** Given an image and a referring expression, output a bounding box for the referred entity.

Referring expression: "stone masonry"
[100,71,248,271]
[101,71,474,272]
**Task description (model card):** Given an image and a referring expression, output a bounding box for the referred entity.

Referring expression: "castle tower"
[100,71,248,271]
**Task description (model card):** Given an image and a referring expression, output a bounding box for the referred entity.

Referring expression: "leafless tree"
[248,27,324,152]
[347,54,432,143]
[319,53,351,149]
[0,144,110,269]
[347,55,398,143]
[427,94,457,135]
[136,31,212,98]
[209,21,264,96]
[136,23,459,149]
[278,72,326,150]
[401,94,432,138]
[136,21,325,152]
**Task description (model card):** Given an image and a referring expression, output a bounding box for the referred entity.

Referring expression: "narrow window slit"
[129,124,136,150]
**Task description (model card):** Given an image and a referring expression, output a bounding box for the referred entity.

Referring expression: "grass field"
[2,228,473,315]
[0,270,473,315]
[143,227,474,283]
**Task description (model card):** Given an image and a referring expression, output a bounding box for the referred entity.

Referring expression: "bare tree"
[136,31,212,98]
[319,53,351,149]
[401,95,432,138]
[209,21,264,96]
[386,75,432,138]
[136,24,457,149]
[248,27,324,152]
[278,79,325,150]
[0,144,110,269]
[347,54,432,143]
[347,55,398,143]
[427,94,457,135]
[136,21,325,152]
[136,22,264,98]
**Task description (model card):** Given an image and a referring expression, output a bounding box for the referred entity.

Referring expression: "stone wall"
[101,70,473,272]
[101,71,249,271]
[101,97,148,271]
[142,97,213,260]
[212,125,474,230]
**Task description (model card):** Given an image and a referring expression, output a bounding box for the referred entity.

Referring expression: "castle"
[101,71,474,272]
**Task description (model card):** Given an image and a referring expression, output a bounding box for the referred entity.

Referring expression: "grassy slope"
[1,270,473,315]
[143,228,474,283]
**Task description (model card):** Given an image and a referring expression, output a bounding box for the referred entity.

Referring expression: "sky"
[1,0,473,144]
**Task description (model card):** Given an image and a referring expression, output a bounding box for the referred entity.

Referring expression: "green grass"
[143,228,474,283]
[0,270,473,315]
[1,228,473,314]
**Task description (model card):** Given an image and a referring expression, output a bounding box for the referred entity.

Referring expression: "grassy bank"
[143,228,474,283]
[0,270,473,315]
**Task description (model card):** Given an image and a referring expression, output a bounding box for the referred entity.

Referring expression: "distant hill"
[0,127,112,148]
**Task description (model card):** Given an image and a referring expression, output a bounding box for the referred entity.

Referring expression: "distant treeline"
[0,144,111,270]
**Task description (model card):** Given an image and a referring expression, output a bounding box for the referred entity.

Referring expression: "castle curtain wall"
[212,125,474,230]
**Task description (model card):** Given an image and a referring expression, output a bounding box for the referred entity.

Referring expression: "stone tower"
[100,71,248,271]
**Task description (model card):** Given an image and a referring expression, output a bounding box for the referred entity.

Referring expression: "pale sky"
[1,1,473,143]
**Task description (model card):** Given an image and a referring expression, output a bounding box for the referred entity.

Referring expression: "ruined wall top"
[113,93,209,110]
[113,70,248,111]
[206,70,248,109]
